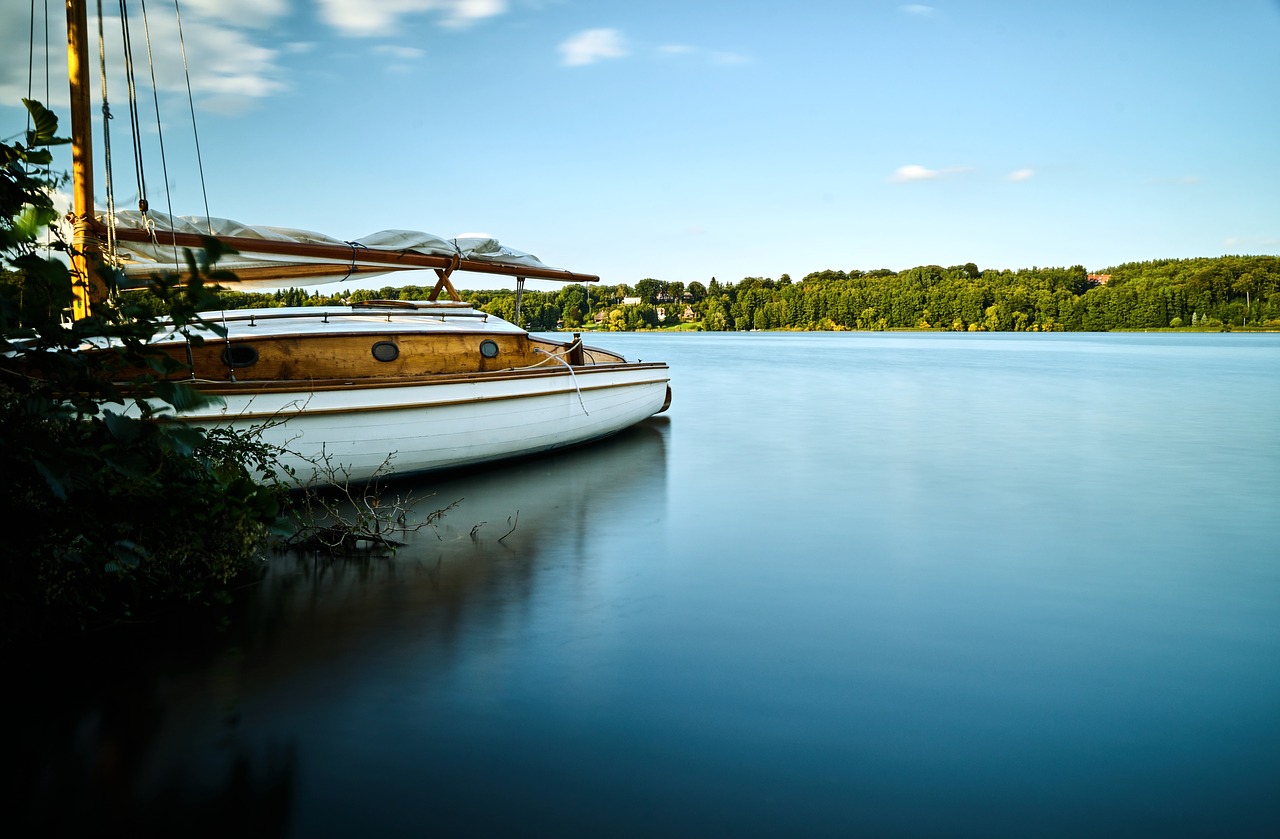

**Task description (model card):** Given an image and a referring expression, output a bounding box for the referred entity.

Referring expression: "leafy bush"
[1,101,282,642]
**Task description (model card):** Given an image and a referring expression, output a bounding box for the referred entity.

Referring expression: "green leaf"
[158,423,206,457]
[145,353,188,375]
[153,379,219,411]
[103,410,143,443]
[21,148,53,166]
[22,99,68,146]
[15,203,59,240]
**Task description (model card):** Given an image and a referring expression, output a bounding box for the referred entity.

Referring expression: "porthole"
[221,344,259,368]
[371,341,400,362]
[479,339,500,359]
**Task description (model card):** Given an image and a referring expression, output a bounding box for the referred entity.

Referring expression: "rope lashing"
[341,241,369,282]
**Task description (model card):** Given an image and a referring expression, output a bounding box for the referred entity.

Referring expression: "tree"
[634,278,663,304]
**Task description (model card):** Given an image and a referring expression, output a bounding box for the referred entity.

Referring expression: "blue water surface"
[23,332,1280,837]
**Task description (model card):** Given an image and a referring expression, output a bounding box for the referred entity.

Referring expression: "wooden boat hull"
[166,362,671,485]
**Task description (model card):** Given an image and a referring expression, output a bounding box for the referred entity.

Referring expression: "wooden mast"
[66,0,107,319]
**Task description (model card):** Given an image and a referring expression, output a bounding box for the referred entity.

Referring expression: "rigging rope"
[24,0,55,247]
[90,0,212,267]
[172,0,213,234]
[136,0,181,266]
[22,1,51,143]
[137,0,170,216]
[23,0,50,249]
[25,0,34,115]
[42,0,50,108]
[116,0,150,216]
[96,0,120,263]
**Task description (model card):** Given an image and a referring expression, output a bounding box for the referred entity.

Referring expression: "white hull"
[174,364,670,485]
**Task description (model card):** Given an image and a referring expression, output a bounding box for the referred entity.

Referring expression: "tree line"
[208,256,1280,332]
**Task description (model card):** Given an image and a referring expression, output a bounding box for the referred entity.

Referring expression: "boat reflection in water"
[251,416,670,653]
[16,418,669,836]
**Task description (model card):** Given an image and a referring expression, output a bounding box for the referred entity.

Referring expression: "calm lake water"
[15,332,1280,837]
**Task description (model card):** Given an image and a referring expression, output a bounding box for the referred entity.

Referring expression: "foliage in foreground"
[0,101,282,643]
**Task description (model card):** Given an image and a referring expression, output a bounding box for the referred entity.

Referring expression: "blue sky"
[3,0,1279,291]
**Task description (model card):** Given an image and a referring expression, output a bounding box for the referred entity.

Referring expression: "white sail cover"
[104,210,557,288]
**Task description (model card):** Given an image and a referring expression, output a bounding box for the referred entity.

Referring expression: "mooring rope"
[532,346,590,416]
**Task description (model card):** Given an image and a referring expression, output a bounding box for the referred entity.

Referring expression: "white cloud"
[1007,168,1035,182]
[658,44,695,55]
[0,4,290,110]
[901,4,936,16]
[890,164,941,182]
[143,15,285,103]
[317,0,508,37]
[889,163,972,183]
[559,29,627,67]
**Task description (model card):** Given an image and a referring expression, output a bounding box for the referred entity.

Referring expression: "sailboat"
[55,1,671,485]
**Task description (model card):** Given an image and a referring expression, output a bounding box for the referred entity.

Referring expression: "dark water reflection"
[13,333,1280,837]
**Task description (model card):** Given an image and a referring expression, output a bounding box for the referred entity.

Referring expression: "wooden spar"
[124,261,414,285]
[427,267,461,302]
[109,225,601,285]
[66,0,107,319]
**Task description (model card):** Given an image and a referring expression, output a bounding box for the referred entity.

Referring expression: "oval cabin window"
[221,344,259,368]
[372,341,400,362]
[479,339,500,359]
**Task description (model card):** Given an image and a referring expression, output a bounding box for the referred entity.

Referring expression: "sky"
[2,0,1279,292]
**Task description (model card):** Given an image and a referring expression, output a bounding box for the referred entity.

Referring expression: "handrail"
[208,306,490,324]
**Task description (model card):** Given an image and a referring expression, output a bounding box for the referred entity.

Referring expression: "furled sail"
[102,211,596,290]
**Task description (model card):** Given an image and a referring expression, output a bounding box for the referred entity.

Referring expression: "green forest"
[211,255,1280,333]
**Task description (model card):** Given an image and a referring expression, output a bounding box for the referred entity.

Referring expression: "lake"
[14,332,1280,837]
